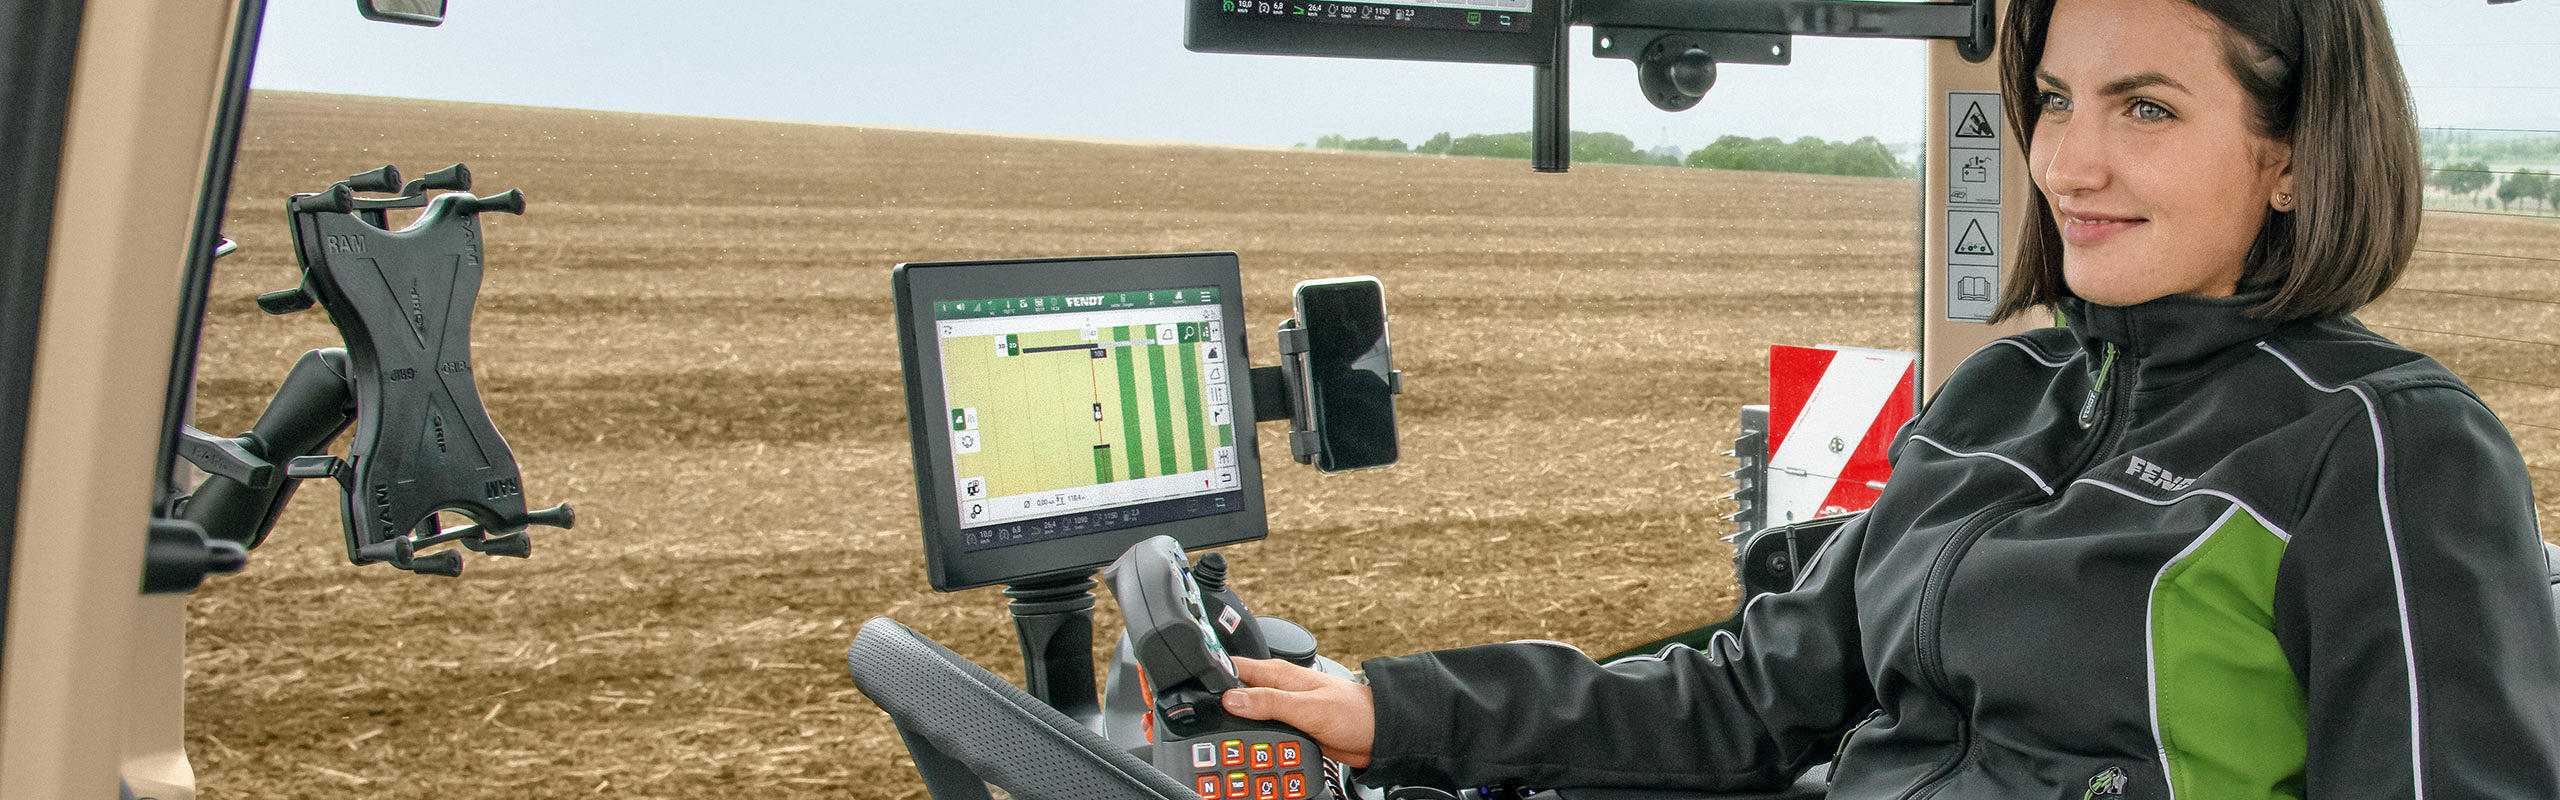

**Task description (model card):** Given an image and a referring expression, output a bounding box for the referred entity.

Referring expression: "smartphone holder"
[1247,319,1402,467]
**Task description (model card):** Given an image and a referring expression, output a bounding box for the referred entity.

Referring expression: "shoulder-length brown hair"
[1993,0,2422,322]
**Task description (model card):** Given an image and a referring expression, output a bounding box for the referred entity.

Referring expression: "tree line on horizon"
[1304,130,1913,179]
[2429,160,2560,214]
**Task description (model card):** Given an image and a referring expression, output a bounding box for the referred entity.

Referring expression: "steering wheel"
[848,617,1198,800]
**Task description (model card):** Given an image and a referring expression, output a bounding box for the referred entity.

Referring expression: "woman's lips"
[2060,211,2145,247]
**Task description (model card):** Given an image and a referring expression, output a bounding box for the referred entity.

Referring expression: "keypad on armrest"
[1161,730,1324,800]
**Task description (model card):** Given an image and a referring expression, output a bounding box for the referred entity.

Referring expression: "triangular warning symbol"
[1955,219,1996,256]
[1955,102,1996,139]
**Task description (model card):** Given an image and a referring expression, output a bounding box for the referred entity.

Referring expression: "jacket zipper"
[1905,343,2137,799]
[1900,497,2036,799]
[2077,342,2117,429]
[1826,709,1886,783]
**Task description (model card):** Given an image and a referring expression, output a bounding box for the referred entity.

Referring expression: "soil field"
[186,91,2560,799]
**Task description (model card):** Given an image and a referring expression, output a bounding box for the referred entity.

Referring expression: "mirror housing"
[357,0,445,26]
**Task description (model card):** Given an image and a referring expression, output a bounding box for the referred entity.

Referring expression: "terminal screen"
[1215,0,1533,35]
[933,287,1245,552]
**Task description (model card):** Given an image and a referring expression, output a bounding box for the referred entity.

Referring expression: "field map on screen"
[935,287,1242,549]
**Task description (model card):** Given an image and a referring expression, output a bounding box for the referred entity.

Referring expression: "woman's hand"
[1220,657,1377,768]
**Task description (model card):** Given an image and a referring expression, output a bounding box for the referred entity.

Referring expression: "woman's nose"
[2035,120,2107,197]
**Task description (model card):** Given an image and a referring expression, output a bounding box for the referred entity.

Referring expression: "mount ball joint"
[1637,34,1717,112]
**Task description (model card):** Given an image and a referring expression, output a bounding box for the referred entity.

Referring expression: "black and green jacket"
[1360,292,2560,799]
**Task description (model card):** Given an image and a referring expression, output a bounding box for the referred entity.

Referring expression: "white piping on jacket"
[2256,341,2426,797]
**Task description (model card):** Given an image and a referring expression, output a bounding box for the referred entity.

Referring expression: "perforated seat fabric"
[849,617,1197,800]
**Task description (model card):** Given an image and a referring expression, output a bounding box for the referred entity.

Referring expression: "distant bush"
[1313,134,1410,152]
[1310,130,1900,174]
[1686,135,1907,179]
[2430,160,2497,207]
[2423,132,2560,167]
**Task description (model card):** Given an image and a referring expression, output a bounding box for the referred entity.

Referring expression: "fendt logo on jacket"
[2125,455,2196,492]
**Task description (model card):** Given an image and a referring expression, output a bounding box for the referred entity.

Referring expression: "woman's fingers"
[1221,657,1377,768]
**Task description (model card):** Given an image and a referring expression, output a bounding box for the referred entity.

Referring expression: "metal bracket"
[1594,27,1791,65]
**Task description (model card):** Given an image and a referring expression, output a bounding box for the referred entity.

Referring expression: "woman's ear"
[2266,139,2297,212]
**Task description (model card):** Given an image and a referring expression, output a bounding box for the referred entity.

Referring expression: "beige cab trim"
[0,0,241,797]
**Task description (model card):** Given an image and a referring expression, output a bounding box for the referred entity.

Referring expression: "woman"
[1218,0,2560,796]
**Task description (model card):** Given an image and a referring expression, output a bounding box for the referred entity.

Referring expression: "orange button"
[1226,772,1249,798]
[1249,743,1274,770]
[1282,772,1309,800]
[1254,775,1280,800]
[1275,741,1302,768]
[1196,774,1223,799]
[1221,740,1246,767]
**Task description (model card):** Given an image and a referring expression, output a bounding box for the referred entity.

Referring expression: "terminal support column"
[1005,572,1102,730]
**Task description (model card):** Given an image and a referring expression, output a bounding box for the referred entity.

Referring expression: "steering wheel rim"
[848,616,1197,800]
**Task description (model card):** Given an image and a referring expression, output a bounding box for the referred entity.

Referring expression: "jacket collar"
[2060,292,2283,383]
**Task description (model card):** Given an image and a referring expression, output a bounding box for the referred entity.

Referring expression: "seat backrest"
[2544,542,2560,626]
[847,617,1195,800]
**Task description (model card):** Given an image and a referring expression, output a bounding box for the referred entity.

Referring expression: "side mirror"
[357,0,445,26]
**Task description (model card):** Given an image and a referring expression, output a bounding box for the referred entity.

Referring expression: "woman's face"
[2029,0,2294,306]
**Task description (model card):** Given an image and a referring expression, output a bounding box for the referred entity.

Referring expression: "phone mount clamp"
[1251,319,1403,467]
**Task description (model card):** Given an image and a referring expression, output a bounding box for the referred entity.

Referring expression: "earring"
[2276,192,2294,211]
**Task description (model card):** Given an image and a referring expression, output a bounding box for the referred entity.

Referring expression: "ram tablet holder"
[171,164,572,577]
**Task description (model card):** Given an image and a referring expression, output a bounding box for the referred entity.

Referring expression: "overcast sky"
[250,0,2560,150]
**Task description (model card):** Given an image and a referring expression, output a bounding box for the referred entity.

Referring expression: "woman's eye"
[2130,100,2173,121]
[2037,91,2071,114]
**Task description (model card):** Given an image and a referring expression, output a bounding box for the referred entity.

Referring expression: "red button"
[1249,743,1274,770]
[1275,741,1302,768]
[1196,774,1223,799]
[1221,740,1246,767]
[1227,772,1249,797]
[1254,775,1280,800]
[1283,772,1309,800]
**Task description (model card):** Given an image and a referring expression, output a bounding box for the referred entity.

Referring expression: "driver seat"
[848,616,1196,800]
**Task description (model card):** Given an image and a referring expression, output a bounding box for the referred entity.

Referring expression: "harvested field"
[186,91,2560,799]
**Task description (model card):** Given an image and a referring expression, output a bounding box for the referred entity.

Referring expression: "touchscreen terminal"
[896,253,1267,591]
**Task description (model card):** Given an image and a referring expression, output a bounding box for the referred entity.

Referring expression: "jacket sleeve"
[2276,383,2560,798]
[1356,515,1878,792]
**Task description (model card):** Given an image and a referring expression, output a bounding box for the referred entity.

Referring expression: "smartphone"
[1293,277,1397,473]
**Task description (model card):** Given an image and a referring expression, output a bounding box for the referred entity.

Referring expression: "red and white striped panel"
[1765,345,1916,526]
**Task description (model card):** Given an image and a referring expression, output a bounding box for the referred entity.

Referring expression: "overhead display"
[1187,0,1557,66]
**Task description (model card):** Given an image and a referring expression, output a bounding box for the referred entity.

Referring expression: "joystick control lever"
[1104,536,1332,800]
[1191,551,1274,661]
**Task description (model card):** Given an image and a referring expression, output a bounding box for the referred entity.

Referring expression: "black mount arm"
[1534,0,1993,170]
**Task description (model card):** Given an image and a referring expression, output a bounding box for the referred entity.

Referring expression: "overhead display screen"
[1187,0,1557,66]
[1217,1,1533,36]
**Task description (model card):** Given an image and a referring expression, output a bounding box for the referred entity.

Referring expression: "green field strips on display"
[938,296,1227,513]
[1149,341,1178,477]
[1116,325,1146,479]
[1180,336,1207,472]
